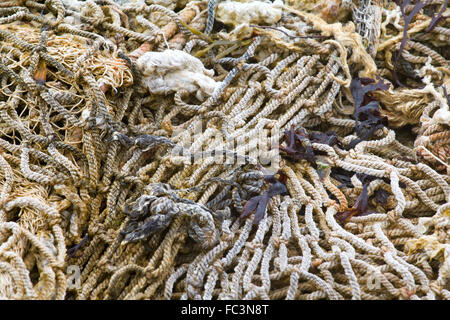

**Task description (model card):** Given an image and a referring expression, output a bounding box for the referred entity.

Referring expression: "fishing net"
[0,0,448,300]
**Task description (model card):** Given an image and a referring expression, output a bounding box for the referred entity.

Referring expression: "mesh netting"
[0,0,448,300]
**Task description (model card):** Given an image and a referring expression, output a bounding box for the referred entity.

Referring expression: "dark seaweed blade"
[393,0,428,87]
[240,179,288,224]
[397,0,427,59]
[348,124,377,150]
[279,126,298,156]
[280,127,342,166]
[334,208,360,223]
[348,78,389,149]
[443,86,450,106]
[349,103,388,149]
[240,195,263,219]
[309,131,341,147]
[266,180,289,197]
[426,0,449,32]
[353,183,369,213]
[330,168,379,188]
[330,167,354,188]
[356,173,378,185]
[279,126,317,168]
[355,102,388,126]
[350,77,390,109]
[253,194,271,224]
[286,125,297,150]
[335,183,370,224]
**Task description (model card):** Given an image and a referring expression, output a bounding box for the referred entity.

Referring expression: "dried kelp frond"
[240,175,288,224]
[347,77,389,149]
[426,0,449,32]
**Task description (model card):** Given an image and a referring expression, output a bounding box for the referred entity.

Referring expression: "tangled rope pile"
[0,0,448,300]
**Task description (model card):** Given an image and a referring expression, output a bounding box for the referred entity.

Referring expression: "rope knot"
[32,44,47,54]
[387,210,399,225]
[248,81,261,91]
[348,149,358,159]
[50,261,65,269]
[212,261,224,274]
[48,214,61,227]
[245,242,264,252]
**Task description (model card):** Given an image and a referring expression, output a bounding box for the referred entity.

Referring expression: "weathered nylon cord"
[0,0,447,301]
